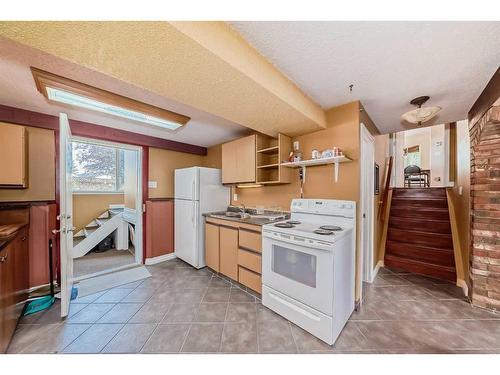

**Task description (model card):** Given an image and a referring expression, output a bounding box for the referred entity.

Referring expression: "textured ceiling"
[0,22,325,137]
[0,36,249,147]
[230,21,500,133]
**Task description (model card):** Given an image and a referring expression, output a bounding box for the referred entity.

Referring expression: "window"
[403,145,421,168]
[72,141,124,193]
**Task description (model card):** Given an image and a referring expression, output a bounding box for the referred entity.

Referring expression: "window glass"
[72,141,124,192]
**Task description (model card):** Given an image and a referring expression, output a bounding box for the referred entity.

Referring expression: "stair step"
[391,197,448,208]
[85,227,98,236]
[387,228,453,249]
[389,207,450,220]
[73,237,85,247]
[392,188,447,198]
[385,241,455,267]
[384,255,456,282]
[388,217,451,234]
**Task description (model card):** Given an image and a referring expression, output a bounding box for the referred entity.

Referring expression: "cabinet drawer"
[238,229,261,253]
[238,266,262,294]
[238,249,261,274]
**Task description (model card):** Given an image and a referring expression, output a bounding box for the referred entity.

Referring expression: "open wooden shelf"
[281,155,352,183]
[255,133,292,185]
[256,163,279,169]
[257,146,279,154]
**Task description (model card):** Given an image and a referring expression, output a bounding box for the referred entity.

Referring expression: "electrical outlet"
[233,193,238,202]
[459,186,463,195]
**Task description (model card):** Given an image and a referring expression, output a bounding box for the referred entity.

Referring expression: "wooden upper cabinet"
[222,134,256,184]
[0,124,28,188]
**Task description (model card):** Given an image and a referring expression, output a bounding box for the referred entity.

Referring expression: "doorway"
[360,123,375,286]
[70,136,143,280]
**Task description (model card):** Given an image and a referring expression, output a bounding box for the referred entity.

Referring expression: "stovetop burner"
[313,229,334,235]
[287,220,301,225]
[319,225,342,231]
[274,222,295,228]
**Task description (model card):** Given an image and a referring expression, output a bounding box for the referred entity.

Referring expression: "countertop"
[204,211,289,226]
[0,223,28,250]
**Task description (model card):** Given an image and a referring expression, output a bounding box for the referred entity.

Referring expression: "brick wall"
[470,105,500,310]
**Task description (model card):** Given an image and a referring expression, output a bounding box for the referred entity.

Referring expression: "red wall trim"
[0,104,207,156]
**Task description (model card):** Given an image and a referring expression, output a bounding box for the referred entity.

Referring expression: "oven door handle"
[262,232,333,252]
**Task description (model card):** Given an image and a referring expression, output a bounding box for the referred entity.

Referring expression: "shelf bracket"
[333,160,339,183]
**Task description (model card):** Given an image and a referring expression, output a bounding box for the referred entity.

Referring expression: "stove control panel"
[291,199,355,218]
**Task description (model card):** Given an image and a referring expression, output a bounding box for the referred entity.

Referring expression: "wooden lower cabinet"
[205,222,220,272]
[204,218,263,294]
[0,226,29,353]
[219,226,239,280]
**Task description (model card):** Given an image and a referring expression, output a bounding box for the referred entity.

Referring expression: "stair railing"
[378,156,393,222]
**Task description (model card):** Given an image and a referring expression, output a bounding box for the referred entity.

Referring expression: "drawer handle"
[0,255,7,263]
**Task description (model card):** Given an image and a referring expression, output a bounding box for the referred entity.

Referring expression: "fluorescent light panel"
[46,87,182,130]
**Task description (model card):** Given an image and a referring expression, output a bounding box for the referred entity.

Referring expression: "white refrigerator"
[174,167,229,268]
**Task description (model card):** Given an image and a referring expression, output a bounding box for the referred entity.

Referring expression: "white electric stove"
[261,199,356,345]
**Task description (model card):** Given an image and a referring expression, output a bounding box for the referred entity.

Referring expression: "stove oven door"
[262,235,334,316]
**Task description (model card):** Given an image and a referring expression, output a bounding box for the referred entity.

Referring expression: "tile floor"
[7,258,500,354]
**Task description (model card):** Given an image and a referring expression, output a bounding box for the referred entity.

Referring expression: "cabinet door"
[0,243,15,353]
[219,226,238,280]
[221,141,237,184]
[205,223,220,272]
[0,124,28,188]
[13,229,29,305]
[235,135,256,183]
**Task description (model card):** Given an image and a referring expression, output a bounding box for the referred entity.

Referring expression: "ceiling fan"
[401,96,441,126]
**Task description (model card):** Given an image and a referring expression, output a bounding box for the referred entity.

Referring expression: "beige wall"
[232,101,361,209]
[0,124,55,202]
[205,144,223,169]
[148,147,205,198]
[447,119,470,282]
[73,193,124,231]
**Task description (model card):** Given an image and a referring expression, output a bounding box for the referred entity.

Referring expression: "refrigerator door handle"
[192,180,196,201]
[192,201,195,224]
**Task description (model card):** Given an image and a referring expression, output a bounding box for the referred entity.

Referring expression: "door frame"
[360,123,375,285]
[70,136,144,266]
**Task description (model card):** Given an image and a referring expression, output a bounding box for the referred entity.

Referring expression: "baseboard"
[145,253,176,265]
[369,260,384,283]
[457,278,469,297]
[28,281,57,293]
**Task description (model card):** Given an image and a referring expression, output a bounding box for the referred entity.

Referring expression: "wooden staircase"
[384,188,456,282]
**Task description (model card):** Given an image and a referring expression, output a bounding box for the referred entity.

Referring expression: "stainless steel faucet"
[239,203,246,215]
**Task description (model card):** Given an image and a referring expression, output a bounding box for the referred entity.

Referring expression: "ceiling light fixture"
[31,67,190,130]
[401,96,441,126]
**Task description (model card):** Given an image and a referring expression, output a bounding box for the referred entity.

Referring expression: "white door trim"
[70,136,143,266]
[360,123,375,288]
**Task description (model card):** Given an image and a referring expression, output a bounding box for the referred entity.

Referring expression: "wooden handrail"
[378,156,393,221]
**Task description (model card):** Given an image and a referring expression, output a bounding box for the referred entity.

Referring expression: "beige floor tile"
[181,323,224,353]
[290,324,333,353]
[141,324,190,353]
[129,302,171,323]
[7,324,58,353]
[195,303,228,322]
[226,303,257,322]
[221,322,258,353]
[62,323,123,353]
[203,288,231,302]
[163,303,199,323]
[67,303,115,324]
[21,324,91,353]
[257,319,297,353]
[97,303,143,323]
[229,287,256,302]
[121,288,156,303]
[102,323,156,353]
[93,288,134,303]
[209,276,231,288]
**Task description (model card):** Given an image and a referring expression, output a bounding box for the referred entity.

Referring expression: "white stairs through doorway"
[73,207,127,259]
